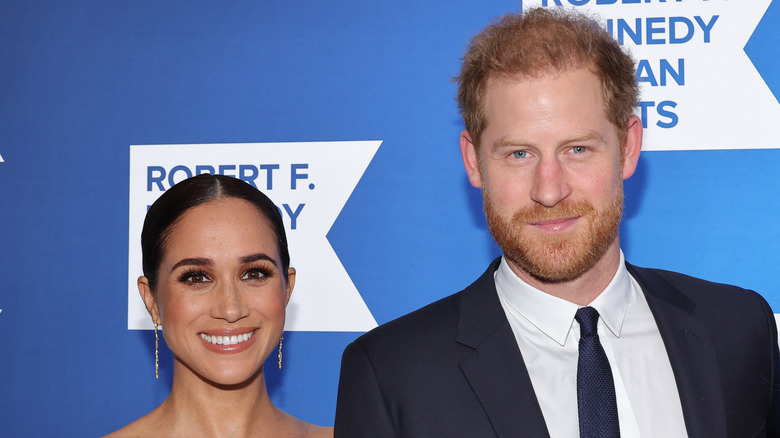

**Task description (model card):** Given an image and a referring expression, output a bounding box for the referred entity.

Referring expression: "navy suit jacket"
[334,259,780,437]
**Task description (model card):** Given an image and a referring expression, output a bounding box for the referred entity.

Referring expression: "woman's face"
[139,197,293,386]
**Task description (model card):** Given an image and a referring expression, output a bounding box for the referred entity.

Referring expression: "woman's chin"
[209,367,264,388]
[180,359,264,389]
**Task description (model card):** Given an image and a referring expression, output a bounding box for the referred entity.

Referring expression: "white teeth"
[200,330,255,346]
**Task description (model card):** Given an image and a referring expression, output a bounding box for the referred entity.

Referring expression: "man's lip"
[199,327,257,336]
[529,216,580,231]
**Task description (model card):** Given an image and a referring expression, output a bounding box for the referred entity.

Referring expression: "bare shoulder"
[101,416,150,438]
[303,424,333,438]
[101,408,164,438]
[282,411,333,438]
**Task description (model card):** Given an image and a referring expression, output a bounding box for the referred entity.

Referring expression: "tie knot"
[575,306,600,336]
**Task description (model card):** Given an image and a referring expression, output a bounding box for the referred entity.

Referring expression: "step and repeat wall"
[2,0,779,435]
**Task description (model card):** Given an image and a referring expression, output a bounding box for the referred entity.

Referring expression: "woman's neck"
[155,363,286,437]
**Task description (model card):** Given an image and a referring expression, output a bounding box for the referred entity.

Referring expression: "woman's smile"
[199,329,258,353]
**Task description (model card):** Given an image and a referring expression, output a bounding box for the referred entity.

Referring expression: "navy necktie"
[575,306,620,438]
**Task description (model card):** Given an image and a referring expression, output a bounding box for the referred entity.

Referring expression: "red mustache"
[512,199,595,224]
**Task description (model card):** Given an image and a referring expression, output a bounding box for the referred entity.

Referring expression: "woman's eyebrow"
[170,257,212,271]
[239,253,276,264]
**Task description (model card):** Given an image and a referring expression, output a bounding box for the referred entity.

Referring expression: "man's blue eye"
[572,146,587,153]
[512,151,528,159]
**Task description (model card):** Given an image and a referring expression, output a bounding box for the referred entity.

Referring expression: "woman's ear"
[138,276,161,324]
[284,267,296,305]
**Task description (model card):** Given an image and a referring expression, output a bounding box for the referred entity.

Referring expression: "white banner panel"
[128,142,381,332]
[525,0,780,151]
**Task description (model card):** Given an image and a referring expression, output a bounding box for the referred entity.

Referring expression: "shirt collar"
[494,251,632,346]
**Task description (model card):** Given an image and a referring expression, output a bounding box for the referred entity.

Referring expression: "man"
[334,8,779,438]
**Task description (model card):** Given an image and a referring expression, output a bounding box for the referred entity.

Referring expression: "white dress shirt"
[494,251,688,437]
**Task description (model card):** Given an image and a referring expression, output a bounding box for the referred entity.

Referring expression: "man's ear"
[460,130,483,188]
[138,276,161,325]
[621,115,642,180]
[284,267,296,306]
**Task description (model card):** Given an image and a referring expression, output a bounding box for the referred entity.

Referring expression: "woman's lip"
[199,327,256,337]
[530,216,580,232]
[199,329,257,354]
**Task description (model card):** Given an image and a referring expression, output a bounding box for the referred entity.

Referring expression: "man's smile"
[529,216,581,232]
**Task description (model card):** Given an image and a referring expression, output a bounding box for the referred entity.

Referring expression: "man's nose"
[530,155,571,207]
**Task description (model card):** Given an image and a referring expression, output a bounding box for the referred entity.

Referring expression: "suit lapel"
[627,264,728,438]
[456,260,550,438]
[455,260,728,436]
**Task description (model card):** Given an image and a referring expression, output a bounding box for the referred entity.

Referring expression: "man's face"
[460,67,641,284]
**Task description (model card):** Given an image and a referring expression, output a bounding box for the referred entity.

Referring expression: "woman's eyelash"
[176,265,274,283]
[244,266,273,279]
[179,269,209,283]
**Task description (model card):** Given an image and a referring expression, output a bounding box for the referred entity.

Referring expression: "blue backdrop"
[1,1,779,436]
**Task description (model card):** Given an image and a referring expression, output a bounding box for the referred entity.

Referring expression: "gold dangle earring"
[277,335,284,370]
[154,321,160,379]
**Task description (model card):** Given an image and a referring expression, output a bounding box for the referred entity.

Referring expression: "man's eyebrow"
[239,253,276,264]
[493,136,528,148]
[563,130,603,143]
[493,131,604,148]
[170,257,212,271]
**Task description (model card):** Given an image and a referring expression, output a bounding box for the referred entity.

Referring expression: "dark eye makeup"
[242,266,273,281]
[179,269,210,284]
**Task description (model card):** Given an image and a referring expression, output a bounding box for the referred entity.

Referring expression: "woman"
[106,174,332,437]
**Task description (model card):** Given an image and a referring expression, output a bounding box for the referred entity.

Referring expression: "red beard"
[484,185,623,283]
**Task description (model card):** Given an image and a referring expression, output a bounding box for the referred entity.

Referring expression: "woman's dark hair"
[141,174,290,291]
